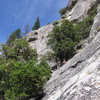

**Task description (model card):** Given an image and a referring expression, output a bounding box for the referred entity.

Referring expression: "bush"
[48,20,77,62]
[48,15,94,63]
[2,38,37,61]
[42,51,54,60]
[75,15,94,40]
[53,21,59,25]
[62,16,66,19]
[59,7,66,16]
[0,38,51,99]
[0,60,51,99]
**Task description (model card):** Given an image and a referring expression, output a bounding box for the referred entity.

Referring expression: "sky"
[0,0,68,44]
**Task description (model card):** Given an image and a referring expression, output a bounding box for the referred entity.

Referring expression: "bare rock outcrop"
[88,4,100,43]
[41,1,100,100]
[42,29,100,99]
[26,24,56,69]
[65,0,97,21]
[26,24,54,56]
[27,0,100,100]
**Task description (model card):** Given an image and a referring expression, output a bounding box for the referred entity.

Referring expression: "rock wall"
[65,0,97,21]
[41,1,100,100]
[26,24,54,56]
[88,4,100,43]
[26,24,57,69]
[42,31,100,100]
[26,0,100,100]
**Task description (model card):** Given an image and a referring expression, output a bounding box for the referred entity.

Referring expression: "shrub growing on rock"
[59,7,66,16]
[53,21,59,25]
[75,15,94,40]
[0,60,51,100]
[48,15,94,64]
[0,38,51,99]
[2,38,37,61]
[48,20,77,62]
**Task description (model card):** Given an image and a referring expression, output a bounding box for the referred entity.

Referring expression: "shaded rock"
[0,91,4,100]
[67,0,78,10]
[48,60,58,71]
[28,38,37,42]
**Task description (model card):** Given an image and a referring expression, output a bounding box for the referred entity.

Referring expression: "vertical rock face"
[41,0,100,100]
[42,30,100,100]
[65,0,97,21]
[88,4,100,43]
[26,24,54,56]
[26,0,100,100]
[26,24,57,69]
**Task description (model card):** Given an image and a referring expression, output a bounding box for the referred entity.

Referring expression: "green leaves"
[6,29,21,45]
[48,15,94,63]
[0,59,51,99]
[2,38,37,61]
[48,20,77,62]
[59,7,66,16]
[0,37,51,99]
[74,15,94,40]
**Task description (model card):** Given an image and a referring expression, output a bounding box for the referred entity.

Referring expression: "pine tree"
[6,29,21,45]
[32,16,40,30]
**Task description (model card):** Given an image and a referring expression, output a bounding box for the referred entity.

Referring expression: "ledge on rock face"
[27,33,38,42]
[28,37,37,42]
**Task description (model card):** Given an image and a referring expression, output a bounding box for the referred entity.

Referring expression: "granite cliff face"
[26,24,54,56]
[65,0,98,21]
[26,24,57,69]
[26,0,100,100]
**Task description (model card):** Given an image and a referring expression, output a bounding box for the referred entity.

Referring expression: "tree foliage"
[48,15,94,63]
[0,59,51,100]
[59,7,66,16]
[2,38,37,61]
[6,29,21,45]
[0,37,51,99]
[48,20,77,62]
[75,15,94,40]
